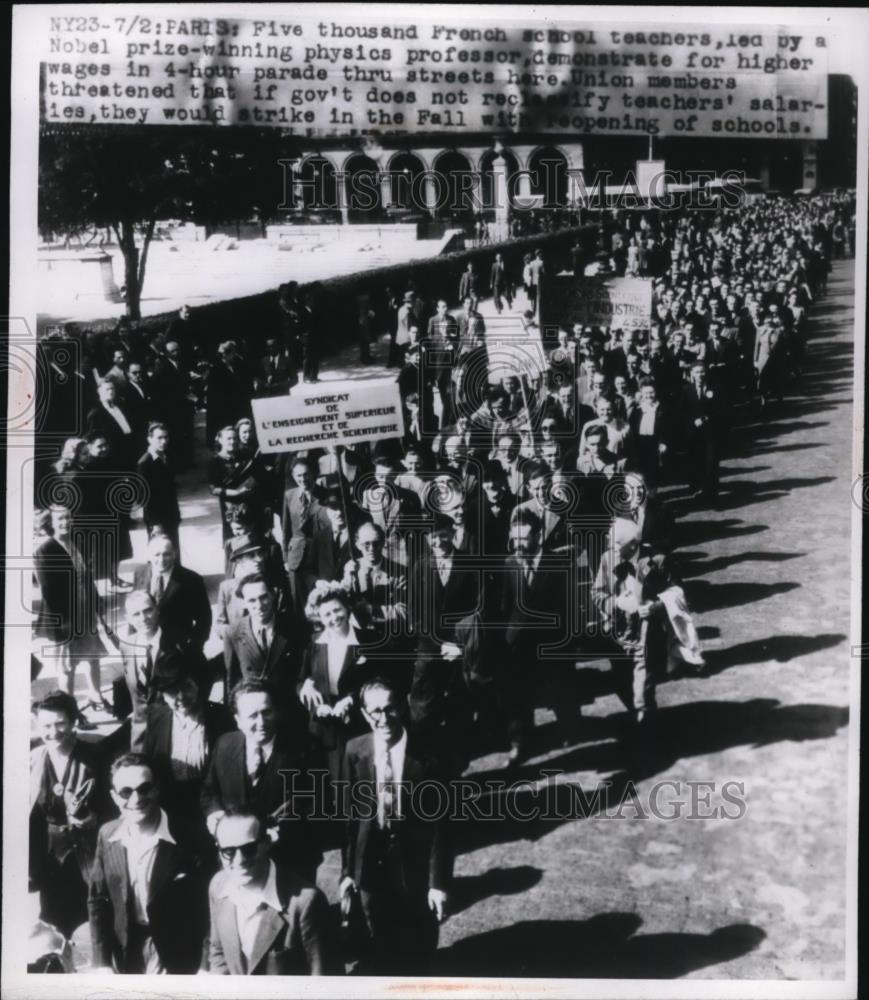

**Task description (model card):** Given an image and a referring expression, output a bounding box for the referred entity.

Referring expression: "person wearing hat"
[591,518,674,724]
[312,490,356,584]
[142,654,235,857]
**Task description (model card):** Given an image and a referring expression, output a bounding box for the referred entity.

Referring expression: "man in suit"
[206,340,253,445]
[681,360,724,503]
[494,432,526,501]
[514,460,571,556]
[255,337,295,398]
[281,456,328,618]
[621,471,675,556]
[207,809,341,975]
[133,534,212,653]
[393,290,417,369]
[591,519,674,723]
[137,422,182,558]
[408,515,482,759]
[143,657,235,854]
[124,359,153,450]
[341,677,452,976]
[223,574,299,712]
[303,488,355,585]
[356,456,423,569]
[86,379,136,470]
[88,752,208,973]
[118,590,184,750]
[425,299,459,424]
[341,520,408,632]
[152,340,194,468]
[499,508,576,760]
[201,680,319,881]
[628,381,672,488]
[480,461,517,558]
[489,252,512,313]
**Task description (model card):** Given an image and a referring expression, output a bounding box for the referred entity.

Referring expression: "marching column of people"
[29,192,847,974]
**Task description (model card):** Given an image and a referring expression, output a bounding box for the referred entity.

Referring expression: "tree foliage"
[38,126,299,318]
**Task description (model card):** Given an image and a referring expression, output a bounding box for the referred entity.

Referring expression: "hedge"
[56,223,601,357]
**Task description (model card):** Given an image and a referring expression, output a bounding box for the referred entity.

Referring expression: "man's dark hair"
[32,690,78,722]
[110,751,156,781]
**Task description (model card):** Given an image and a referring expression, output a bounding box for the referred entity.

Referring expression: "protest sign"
[540,276,653,332]
[251,379,405,452]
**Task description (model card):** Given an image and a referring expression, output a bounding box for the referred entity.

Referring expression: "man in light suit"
[207,809,341,975]
[591,518,674,723]
[133,534,211,653]
[281,457,328,619]
[425,299,459,423]
[88,752,208,973]
[341,677,452,976]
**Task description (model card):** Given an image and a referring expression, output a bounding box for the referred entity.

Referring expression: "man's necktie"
[300,492,309,517]
[251,746,266,785]
[379,748,396,829]
[259,627,269,656]
[138,646,153,694]
[524,562,535,588]
[152,572,164,603]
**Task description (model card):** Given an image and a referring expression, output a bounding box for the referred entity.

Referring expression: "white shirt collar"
[226,859,282,914]
[109,808,175,848]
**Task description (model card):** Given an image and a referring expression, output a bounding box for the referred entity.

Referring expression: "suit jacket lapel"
[147,840,178,908]
[266,630,288,672]
[104,836,130,917]
[248,905,289,974]
[214,891,246,974]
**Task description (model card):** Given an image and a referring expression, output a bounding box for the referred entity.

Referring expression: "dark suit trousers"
[358,830,439,975]
[409,653,473,759]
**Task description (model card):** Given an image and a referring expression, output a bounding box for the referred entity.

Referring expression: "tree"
[38,126,299,319]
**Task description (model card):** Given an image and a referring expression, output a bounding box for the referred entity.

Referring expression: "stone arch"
[528,146,570,207]
[344,153,383,223]
[432,149,475,220]
[387,151,426,212]
[297,156,338,213]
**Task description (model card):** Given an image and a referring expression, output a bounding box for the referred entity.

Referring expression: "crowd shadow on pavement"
[676,549,805,577]
[675,519,768,548]
[449,865,545,917]
[684,579,800,613]
[701,632,847,675]
[433,913,766,978]
[456,699,849,855]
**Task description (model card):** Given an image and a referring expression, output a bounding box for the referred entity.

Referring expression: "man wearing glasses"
[341,678,452,975]
[88,752,207,973]
[206,809,340,975]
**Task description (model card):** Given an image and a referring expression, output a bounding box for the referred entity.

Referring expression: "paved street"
[37,262,854,979]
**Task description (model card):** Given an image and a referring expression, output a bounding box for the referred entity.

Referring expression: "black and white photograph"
[3,4,865,997]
